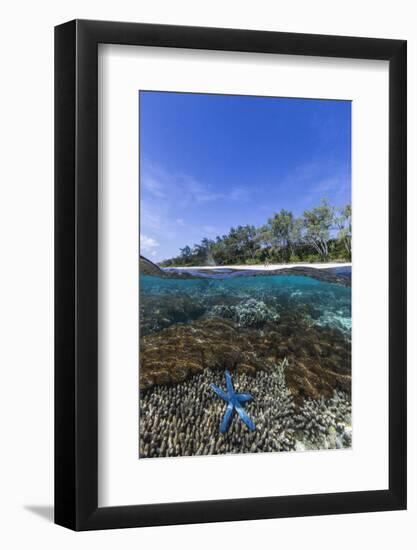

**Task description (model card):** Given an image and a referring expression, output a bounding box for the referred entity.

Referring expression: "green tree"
[159,199,351,267]
[180,245,192,261]
[268,209,300,262]
[336,204,352,257]
[236,225,258,260]
[290,218,303,255]
[211,236,229,265]
[254,224,273,259]
[190,238,216,265]
[302,200,335,260]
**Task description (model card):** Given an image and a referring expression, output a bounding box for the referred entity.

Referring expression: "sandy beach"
[166,262,352,271]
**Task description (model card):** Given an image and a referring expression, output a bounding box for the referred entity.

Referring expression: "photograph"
[138,91,352,458]
[0,2,409,542]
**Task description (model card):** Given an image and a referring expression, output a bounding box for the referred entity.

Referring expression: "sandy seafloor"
[139,263,352,459]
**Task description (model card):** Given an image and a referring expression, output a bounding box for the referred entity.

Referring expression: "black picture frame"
[55,19,407,531]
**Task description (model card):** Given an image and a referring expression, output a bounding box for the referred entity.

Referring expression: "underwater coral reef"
[140,313,351,400]
[139,360,351,458]
[139,268,352,458]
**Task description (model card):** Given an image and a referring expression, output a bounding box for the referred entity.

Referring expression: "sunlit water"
[140,267,351,337]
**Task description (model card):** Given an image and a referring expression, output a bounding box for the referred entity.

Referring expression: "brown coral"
[139,310,351,400]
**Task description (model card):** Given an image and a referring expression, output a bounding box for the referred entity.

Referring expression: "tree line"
[159,200,351,267]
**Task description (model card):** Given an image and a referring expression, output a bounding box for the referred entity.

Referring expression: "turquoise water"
[139,267,352,458]
[140,268,351,337]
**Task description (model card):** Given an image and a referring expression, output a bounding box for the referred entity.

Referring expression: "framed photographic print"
[55,20,407,530]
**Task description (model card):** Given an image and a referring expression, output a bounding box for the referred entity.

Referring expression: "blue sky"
[139,91,351,262]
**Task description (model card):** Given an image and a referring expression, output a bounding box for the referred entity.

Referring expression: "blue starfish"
[210,370,256,434]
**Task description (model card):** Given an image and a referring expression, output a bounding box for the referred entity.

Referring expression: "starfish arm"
[225,370,234,395]
[235,403,256,431]
[220,402,234,434]
[236,392,253,403]
[210,383,229,402]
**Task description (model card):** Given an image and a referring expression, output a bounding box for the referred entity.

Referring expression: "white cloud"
[140,234,159,252]
[142,174,166,198]
[139,160,254,259]
[142,160,250,208]
[313,177,340,194]
[181,176,249,205]
[141,208,161,229]
[203,225,218,236]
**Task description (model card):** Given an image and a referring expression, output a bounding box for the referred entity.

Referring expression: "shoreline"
[162,262,352,271]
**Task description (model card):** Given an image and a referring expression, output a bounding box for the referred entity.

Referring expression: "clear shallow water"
[140,268,351,337]
[139,267,352,458]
